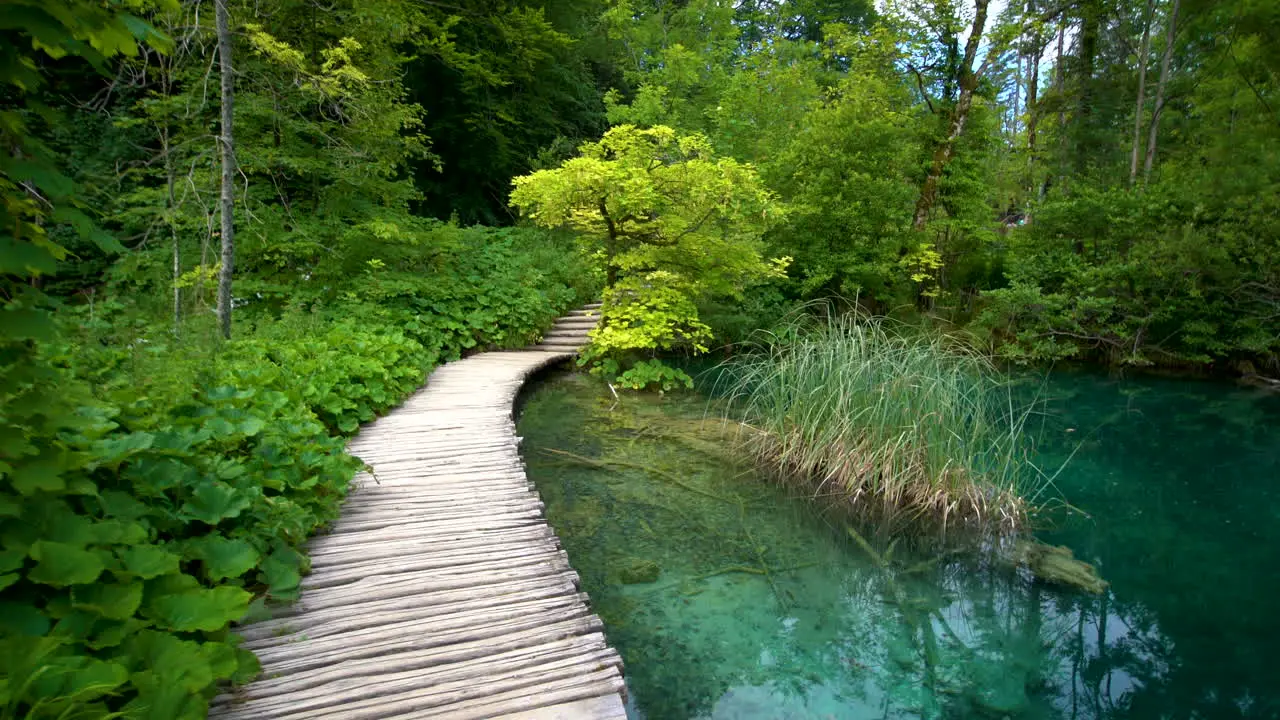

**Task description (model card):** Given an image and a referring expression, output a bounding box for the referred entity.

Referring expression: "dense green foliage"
[2,222,588,718]
[3,0,1278,714]
[562,0,1279,372]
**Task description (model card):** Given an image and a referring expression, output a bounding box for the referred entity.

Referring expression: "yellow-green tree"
[510,124,787,388]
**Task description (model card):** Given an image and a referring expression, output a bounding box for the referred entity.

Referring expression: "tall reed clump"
[719,311,1047,535]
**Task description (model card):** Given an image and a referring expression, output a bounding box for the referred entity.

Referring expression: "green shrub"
[974,184,1280,369]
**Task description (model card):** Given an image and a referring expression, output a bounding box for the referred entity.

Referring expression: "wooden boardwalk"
[210,304,626,720]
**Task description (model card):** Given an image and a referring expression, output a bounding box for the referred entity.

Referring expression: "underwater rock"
[618,557,661,584]
[1013,540,1108,594]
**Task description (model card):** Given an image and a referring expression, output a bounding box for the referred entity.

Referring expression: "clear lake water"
[515,368,1280,719]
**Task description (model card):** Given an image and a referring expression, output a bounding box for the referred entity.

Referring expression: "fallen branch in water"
[694,562,818,582]
[538,447,736,503]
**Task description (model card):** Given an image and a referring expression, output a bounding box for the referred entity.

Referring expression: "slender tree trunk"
[913,0,991,231]
[1052,17,1067,197]
[1143,0,1180,184]
[598,199,620,288]
[164,123,180,333]
[215,0,236,340]
[1075,0,1100,174]
[1055,19,1065,130]
[1024,6,1042,212]
[1129,0,1155,186]
[1012,54,1022,140]
[158,50,181,334]
[1026,34,1040,156]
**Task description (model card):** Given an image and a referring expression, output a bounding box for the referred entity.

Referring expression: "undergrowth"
[0,226,594,718]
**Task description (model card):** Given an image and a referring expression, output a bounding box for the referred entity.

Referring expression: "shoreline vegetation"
[703,309,1108,592]
[717,311,1049,537]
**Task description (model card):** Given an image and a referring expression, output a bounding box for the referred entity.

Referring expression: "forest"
[1,0,1278,716]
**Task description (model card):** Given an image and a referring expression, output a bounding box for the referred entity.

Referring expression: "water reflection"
[684,556,1178,719]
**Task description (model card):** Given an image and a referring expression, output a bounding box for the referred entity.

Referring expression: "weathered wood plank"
[248,605,598,673]
[241,587,590,647]
[306,525,556,563]
[237,574,580,642]
[214,633,617,714]
[491,694,628,720]
[299,542,564,590]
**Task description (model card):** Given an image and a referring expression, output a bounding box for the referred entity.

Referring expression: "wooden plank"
[248,604,597,674]
[237,574,580,642]
[213,631,616,713]
[324,500,545,534]
[299,542,564,590]
[269,552,577,617]
[304,515,545,552]
[491,695,628,720]
[220,638,619,712]
[218,642,619,717]
[241,586,590,646]
[216,618,608,708]
[306,525,556,563]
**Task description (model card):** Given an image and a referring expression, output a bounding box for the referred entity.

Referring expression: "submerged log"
[1011,540,1108,594]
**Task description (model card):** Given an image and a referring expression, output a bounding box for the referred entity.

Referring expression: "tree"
[911,0,991,230]
[1129,0,1155,186]
[1142,0,1181,183]
[510,124,787,387]
[215,0,236,339]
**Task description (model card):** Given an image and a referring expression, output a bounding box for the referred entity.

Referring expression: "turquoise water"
[516,370,1280,719]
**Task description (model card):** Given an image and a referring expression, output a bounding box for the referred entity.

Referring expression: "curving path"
[210,304,626,720]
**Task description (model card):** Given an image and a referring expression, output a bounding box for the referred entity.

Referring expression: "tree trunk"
[1129,0,1155,186]
[215,0,236,340]
[1075,0,1100,174]
[1024,4,1042,210]
[1026,29,1040,157]
[1050,17,1067,197]
[158,48,181,335]
[1054,18,1065,130]
[913,0,991,231]
[1143,0,1180,184]
[599,199,620,288]
[165,123,180,333]
[1012,54,1022,140]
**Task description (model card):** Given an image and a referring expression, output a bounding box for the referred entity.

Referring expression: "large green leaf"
[180,481,252,525]
[92,431,155,467]
[28,654,129,706]
[0,602,51,636]
[119,545,181,579]
[0,307,57,342]
[147,586,251,632]
[186,536,260,581]
[72,580,143,620]
[27,541,104,587]
[260,546,304,599]
[10,453,66,494]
